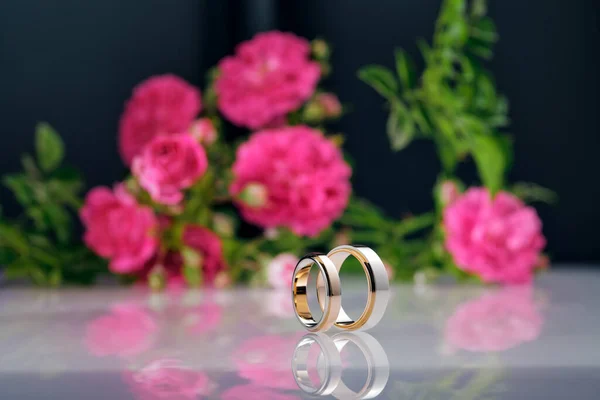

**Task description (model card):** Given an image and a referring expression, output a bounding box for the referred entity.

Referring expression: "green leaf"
[48,268,62,286]
[434,135,459,174]
[44,204,71,244]
[0,223,29,253]
[394,213,436,237]
[358,65,398,101]
[430,113,462,173]
[458,56,475,82]
[497,133,514,171]
[29,265,49,286]
[470,133,506,194]
[0,247,17,265]
[473,72,497,110]
[410,105,432,135]
[394,49,416,90]
[467,39,494,60]
[35,123,64,172]
[471,17,498,43]
[387,101,416,151]
[47,179,83,209]
[417,38,432,63]
[21,155,40,178]
[28,234,53,249]
[341,197,389,229]
[52,165,83,184]
[26,207,48,231]
[471,0,488,17]
[445,0,466,14]
[3,260,32,279]
[489,96,509,127]
[512,182,558,204]
[3,174,34,206]
[438,19,469,47]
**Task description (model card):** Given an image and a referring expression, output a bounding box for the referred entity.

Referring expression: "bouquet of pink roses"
[0,1,553,288]
[80,32,354,289]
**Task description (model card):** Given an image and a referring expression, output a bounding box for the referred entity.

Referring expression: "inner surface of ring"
[294,260,329,328]
[316,249,375,328]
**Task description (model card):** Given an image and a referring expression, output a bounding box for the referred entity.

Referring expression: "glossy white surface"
[0,268,599,399]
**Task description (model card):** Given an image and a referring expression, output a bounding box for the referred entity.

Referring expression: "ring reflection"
[291,332,389,399]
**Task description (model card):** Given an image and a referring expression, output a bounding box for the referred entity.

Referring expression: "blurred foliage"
[359,0,509,193]
[355,0,554,280]
[0,124,106,285]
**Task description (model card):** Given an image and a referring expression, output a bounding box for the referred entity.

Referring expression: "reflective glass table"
[0,268,598,399]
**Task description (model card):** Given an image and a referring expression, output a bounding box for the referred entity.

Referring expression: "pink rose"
[132,133,208,205]
[215,31,320,129]
[443,187,546,284]
[445,287,543,352]
[232,335,300,390]
[221,384,298,400]
[267,253,298,289]
[190,118,217,145]
[81,186,158,273]
[85,304,157,357]
[230,126,351,236]
[183,225,227,285]
[124,359,212,400]
[119,75,202,165]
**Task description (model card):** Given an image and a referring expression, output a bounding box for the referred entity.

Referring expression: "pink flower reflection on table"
[183,302,223,335]
[232,335,301,390]
[85,304,157,357]
[445,286,543,352]
[221,384,298,400]
[124,358,212,400]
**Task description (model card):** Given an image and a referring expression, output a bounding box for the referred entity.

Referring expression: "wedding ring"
[291,333,342,396]
[292,253,342,332]
[317,245,389,331]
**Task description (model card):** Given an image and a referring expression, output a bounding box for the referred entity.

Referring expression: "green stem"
[393,212,436,238]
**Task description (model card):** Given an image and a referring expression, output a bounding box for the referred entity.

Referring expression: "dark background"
[0,0,598,262]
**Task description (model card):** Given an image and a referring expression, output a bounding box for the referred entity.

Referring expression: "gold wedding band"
[292,253,342,332]
[317,245,390,331]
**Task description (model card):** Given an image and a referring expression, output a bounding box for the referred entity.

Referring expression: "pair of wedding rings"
[291,245,390,332]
